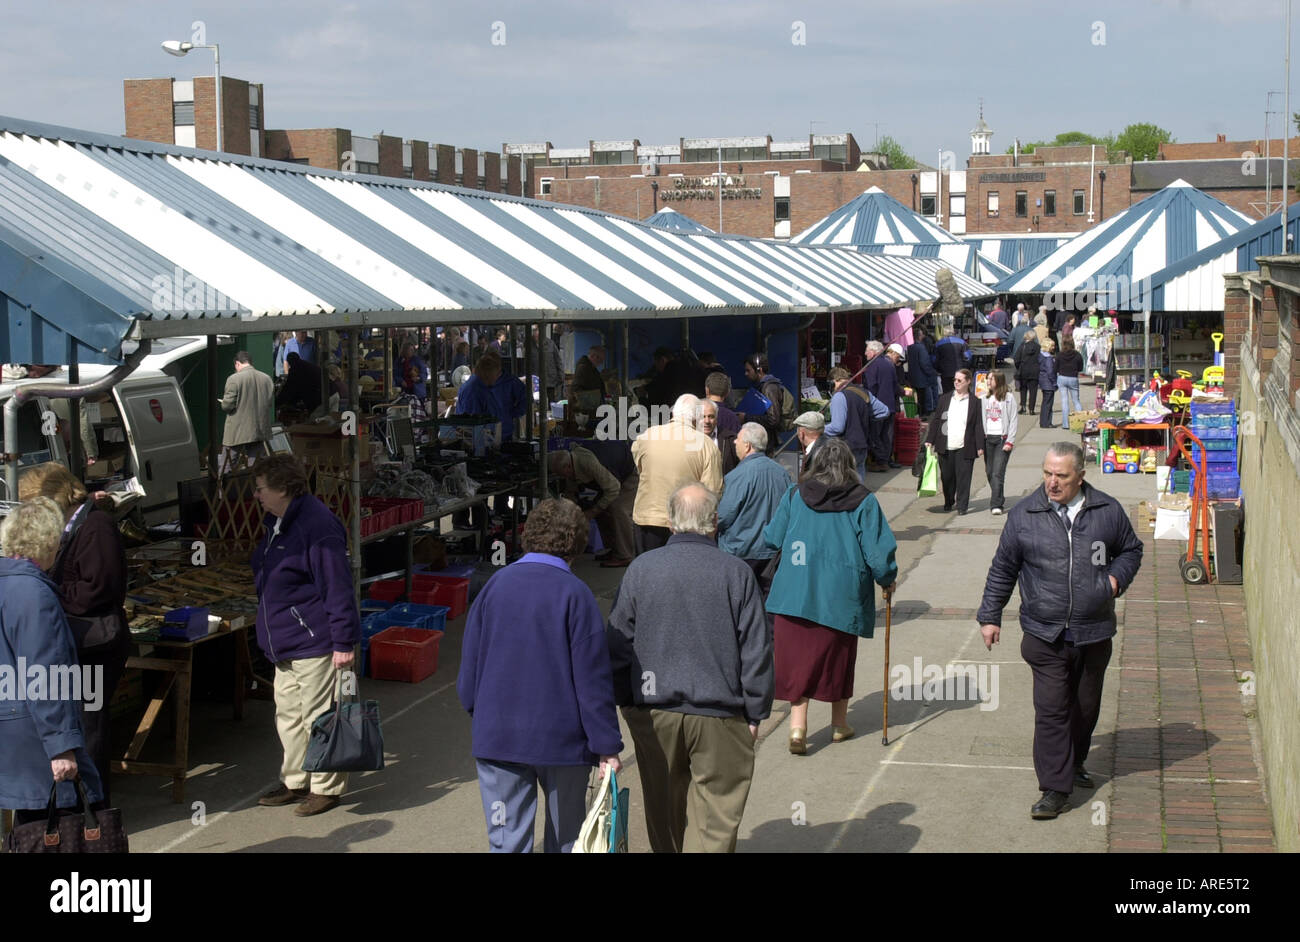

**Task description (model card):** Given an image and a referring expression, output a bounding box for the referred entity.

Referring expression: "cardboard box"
[85,454,127,480]
[412,534,447,569]
[289,418,370,466]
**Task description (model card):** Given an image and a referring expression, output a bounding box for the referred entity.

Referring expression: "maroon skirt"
[774,614,858,703]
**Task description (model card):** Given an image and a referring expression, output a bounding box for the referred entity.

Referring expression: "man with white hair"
[716,423,791,598]
[863,341,905,470]
[697,398,739,474]
[607,482,773,853]
[630,394,724,553]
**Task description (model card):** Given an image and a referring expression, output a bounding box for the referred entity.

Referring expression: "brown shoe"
[294,793,341,817]
[259,784,308,806]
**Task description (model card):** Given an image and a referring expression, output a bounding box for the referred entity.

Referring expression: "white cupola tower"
[971,100,993,156]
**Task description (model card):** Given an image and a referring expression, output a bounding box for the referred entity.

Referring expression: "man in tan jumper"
[631,394,723,554]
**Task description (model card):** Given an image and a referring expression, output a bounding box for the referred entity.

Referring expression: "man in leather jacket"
[977,442,1144,820]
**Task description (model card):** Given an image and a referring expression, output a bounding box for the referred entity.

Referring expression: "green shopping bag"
[918,448,939,497]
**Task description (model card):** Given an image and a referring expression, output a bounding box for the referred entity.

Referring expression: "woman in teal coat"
[763,438,897,755]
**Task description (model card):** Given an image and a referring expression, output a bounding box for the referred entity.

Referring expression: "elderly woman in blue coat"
[0,497,104,822]
[763,438,898,755]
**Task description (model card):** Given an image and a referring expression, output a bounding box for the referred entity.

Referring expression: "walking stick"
[881,587,893,746]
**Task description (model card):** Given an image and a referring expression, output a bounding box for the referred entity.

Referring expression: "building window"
[1015,191,1028,217]
[249,104,261,128]
[1044,190,1056,216]
[173,101,195,125]
[920,194,937,216]
[593,150,635,165]
[1073,189,1086,215]
[812,144,848,162]
[949,195,965,217]
[774,197,790,221]
[356,162,379,175]
[539,177,553,196]
[987,191,999,217]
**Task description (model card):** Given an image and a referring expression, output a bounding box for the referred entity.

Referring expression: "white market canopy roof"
[642,207,715,234]
[0,117,992,365]
[790,186,1011,284]
[994,180,1255,307]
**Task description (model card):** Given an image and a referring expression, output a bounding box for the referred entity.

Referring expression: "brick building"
[123,77,528,195]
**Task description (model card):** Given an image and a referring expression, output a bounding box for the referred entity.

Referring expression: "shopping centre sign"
[660,174,762,200]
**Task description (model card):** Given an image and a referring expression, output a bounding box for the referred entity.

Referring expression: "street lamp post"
[162,39,222,153]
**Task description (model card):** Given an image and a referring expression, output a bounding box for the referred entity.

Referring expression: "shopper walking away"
[631,394,723,553]
[717,423,791,598]
[1015,332,1042,415]
[607,483,772,853]
[763,438,897,754]
[1056,337,1084,431]
[1038,338,1059,429]
[459,498,623,852]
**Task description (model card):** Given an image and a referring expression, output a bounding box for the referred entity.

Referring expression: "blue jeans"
[1058,376,1081,429]
[475,759,591,853]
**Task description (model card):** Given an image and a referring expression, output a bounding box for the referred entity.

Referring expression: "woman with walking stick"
[762,439,898,755]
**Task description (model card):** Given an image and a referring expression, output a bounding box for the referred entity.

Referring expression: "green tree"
[875,134,917,170]
[1006,131,1113,155]
[1111,123,1174,162]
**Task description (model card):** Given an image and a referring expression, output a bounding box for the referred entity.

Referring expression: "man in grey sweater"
[607,482,774,853]
[219,351,274,474]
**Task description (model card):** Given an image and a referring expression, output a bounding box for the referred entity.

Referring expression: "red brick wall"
[409,139,430,181]
[377,134,403,178]
[507,156,522,197]
[435,145,456,185]
[484,152,501,192]
[1160,138,1300,161]
[1223,274,1249,401]
[124,79,174,144]
[461,147,478,188]
[263,128,349,170]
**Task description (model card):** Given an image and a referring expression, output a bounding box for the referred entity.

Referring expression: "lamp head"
[161,40,192,57]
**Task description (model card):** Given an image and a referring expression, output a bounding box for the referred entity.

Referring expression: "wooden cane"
[882,588,892,745]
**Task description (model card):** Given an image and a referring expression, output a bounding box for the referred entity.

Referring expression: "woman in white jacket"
[980,371,1019,515]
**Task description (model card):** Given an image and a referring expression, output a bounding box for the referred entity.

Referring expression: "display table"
[118,623,269,803]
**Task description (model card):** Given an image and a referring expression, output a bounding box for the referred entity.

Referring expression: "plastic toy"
[1102,446,1141,474]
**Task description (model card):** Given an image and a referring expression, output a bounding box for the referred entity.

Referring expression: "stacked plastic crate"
[1187,401,1240,499]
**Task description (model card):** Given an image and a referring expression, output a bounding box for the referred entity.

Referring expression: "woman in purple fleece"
[458,498,623,853]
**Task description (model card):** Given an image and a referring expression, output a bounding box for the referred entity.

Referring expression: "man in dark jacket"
[277,352,323,415]
[863,342,904,469]
[1015,334,1042,415]
[906,330,941,417]
[825,366,882,478]
[933,330,972,393]
[607,482,773,853]
[741,354,790,455]
[977,442,1144,820]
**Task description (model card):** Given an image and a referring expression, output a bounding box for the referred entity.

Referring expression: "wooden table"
[116,622,271,803]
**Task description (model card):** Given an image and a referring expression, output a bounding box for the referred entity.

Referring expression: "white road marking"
[881,760,1035,772]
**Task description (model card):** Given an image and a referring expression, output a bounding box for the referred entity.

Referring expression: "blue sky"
[1,0,1294,160]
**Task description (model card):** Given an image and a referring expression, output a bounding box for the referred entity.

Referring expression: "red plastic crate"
[409,574,469,618]
[369,627,443,683]
[367,578,405,602]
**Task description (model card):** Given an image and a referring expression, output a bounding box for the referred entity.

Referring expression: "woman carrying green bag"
[923,369,985,515]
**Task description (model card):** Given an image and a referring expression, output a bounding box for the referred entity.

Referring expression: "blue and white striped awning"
[1143,201,1300,312]
[790,186,962,246]
[995,180,1254,307]
[643,207,715,234]
[961,234,1076,275]
[790,186,1010,284]
[0,117,993,364]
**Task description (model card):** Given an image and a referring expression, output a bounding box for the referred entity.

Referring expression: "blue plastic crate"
[384,602,450,634]
[1206,472,1241,499]
[1189,424,1236,440]
[1190,413,1235,429]
[360,599,394,614]
[1190,446,1236,467]
[1190,401,1235,416]
[161,606,211,641]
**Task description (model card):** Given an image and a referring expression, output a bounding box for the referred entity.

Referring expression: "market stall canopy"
[0,117,992,365]
[994,180,1255,308]
[789,186,1009,284]
[1142,201,1300,312]
[960,233,1076,275]
[643,207,715,233]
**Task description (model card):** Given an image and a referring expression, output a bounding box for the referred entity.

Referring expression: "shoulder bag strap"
[50,502,92,588]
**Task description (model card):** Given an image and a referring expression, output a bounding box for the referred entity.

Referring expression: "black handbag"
[302,671,385,773]
[3,777,129,854]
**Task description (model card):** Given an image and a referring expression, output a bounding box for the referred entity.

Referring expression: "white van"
[1,337,228,523]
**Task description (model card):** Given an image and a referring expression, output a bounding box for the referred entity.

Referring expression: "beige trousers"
[273,655,346,796]
[596,472,638,560]
[622,706,755,853]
